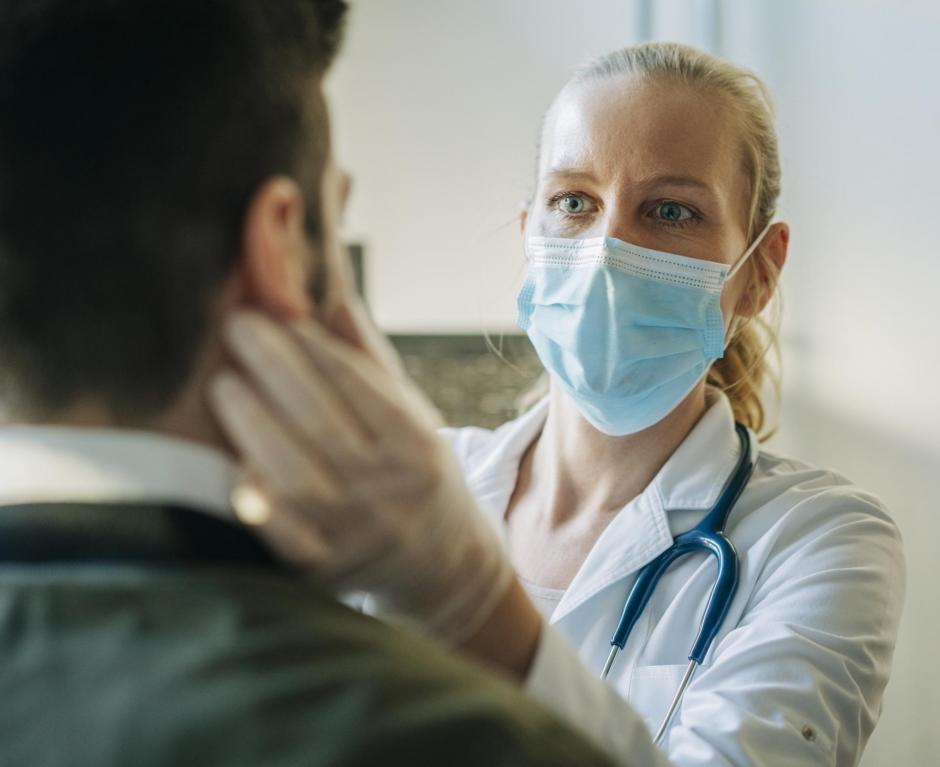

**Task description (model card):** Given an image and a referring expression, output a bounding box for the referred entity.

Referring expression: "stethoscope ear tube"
[688,533,739,664]
[653,659,699,746]
[688,423,756,663]
[609,546,676,650]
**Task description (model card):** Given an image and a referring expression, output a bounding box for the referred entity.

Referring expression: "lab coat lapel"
[549,486,673,624]
[456,398,551,531]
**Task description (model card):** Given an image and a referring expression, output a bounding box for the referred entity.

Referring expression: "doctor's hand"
[209,304,542,676]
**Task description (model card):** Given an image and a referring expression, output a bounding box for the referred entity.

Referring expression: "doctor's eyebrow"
[544,169,720,197]
[639,174,712,189]
[543,168,600,184]
[637,174,722,204]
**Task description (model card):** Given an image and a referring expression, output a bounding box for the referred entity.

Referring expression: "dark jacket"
[0,503,614,767]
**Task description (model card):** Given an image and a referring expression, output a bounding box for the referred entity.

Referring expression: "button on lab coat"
[443,392,905,766]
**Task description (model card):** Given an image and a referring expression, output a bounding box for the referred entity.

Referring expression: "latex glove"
[208,305,514,644]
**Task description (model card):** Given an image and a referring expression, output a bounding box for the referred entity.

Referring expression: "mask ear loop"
[725,220,775,281]
[722,220,776,348]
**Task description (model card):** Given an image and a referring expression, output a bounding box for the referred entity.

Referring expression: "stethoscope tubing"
[600,423,759,745]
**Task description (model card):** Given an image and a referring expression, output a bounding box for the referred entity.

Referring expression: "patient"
[0,1,614,764]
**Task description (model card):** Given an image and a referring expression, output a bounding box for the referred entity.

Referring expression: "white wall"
[328,1,940,763]
[327,0,638,332]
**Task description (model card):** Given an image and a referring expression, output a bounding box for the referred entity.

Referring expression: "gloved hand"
[209,303,515,644]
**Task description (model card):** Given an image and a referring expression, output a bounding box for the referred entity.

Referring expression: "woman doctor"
[212,43,905,767]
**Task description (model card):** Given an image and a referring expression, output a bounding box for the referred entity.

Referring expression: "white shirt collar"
[0,426,236,519]
[461,388,744,621]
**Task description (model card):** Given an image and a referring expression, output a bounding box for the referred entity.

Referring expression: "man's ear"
[238,176,315,320]
[735,222,789,318]
[519,204,528,235]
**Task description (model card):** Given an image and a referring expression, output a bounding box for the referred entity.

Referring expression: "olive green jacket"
[0,503,613,767]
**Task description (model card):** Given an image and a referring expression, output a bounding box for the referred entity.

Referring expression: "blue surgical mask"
[516,225,772,435]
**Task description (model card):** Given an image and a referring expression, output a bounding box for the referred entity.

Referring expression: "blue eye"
[558,194,588,215]
[656,201,694,223]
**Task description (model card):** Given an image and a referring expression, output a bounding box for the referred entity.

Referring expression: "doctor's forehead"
[538,77,745,198]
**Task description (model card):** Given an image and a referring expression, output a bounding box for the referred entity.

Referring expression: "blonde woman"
[215,43,905,766]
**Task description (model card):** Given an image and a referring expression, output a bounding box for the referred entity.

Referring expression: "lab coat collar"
[653,388,742,514]
[461,397,552,517]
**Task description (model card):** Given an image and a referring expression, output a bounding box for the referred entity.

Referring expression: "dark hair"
[0,0,348,420]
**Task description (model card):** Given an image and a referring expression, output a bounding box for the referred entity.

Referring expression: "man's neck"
[7,352,234,456]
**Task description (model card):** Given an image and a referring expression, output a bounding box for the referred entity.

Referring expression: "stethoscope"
[600,422,758,746]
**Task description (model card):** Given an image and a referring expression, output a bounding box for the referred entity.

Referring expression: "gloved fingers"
[209,371,344,508]
[218,311,444,510]
[288,317,444,448]
[319,298,406,378]
[223,311,376,464]
[223,310,438,485]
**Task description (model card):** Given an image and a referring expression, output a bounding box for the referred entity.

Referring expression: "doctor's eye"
[650,200,698,228]
[550,192,596,217]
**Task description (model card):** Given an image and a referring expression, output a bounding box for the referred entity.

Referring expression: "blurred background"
[326,1,940,762]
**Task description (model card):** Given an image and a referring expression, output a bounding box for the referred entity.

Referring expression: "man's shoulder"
[0,565,613,766]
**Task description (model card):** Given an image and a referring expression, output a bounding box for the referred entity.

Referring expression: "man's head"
[0,0,348,423]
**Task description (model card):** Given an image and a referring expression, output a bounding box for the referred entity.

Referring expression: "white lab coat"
[443,392,905,767]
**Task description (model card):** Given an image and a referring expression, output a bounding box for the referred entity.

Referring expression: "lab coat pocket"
[626,663,688,739]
